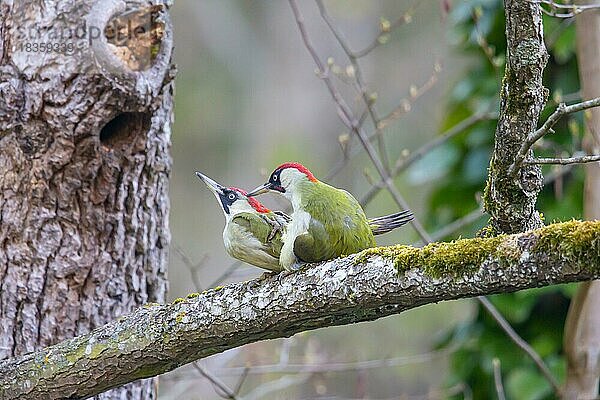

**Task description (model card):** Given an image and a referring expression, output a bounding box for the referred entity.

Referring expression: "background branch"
[492,358,507,400]
[509,96,600,176]
[478,296,561,394]
[192,362,238,400]
[483,0,548,233]
[360,111,496,206]
[535,0,600,17]
[525,154,600,165]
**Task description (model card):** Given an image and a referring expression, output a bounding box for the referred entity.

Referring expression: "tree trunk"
[0,0,174,398]
[563,3,600,398]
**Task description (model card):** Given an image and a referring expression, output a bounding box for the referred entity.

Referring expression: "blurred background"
[161,0,584,399]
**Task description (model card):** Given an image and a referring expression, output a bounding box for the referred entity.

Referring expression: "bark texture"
[0,221,599,400]
[0,0,174,398]
[483,0,548,234]
[563,3,600,398]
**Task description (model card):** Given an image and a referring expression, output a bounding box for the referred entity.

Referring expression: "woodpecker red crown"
[275,162,317,182]
[230,187,271,214]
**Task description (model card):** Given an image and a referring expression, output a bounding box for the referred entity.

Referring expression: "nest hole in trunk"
[99,112,151,150]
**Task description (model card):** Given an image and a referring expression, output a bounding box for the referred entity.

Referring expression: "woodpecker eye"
[228,193,236,200]
[272,175,278,182]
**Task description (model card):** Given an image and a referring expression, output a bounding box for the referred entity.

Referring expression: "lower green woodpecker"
[196,172,289,272]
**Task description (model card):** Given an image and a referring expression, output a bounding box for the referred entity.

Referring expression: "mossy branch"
[1,220,599,400]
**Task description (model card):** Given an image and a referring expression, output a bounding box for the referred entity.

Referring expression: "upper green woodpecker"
[246,162,413,270]
[195,172,289,272]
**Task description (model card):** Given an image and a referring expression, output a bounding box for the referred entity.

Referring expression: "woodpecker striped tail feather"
[368,209,414,235]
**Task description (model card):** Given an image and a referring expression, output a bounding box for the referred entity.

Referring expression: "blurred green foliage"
[427,1,585,398]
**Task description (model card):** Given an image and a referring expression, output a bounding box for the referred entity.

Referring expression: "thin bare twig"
[352,4,418,58]
[375,68,441,131]
[426,208,486,243]
[211,342,459,376]
[316,0,391,170]
[288,0,432,243]
[478,296,562,395]
[192,362,239,400]
[509,96,600,177]
[493,358,506,400]
[233,367,250,395]
[525,154,600,165]
[361,111,496,206]
[173,246,208,291]
[533,0,600,17]
[324,69,443,183]
[209,260,243,288]
[175,245,245,292]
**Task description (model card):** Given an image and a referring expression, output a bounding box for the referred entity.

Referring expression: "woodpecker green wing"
[231,212,285,258]
[224,212,285,272]
[292,181,375,263]
[334,187,376,250]
[293,217,336,263]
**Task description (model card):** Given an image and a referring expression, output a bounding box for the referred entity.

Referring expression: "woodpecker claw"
[267,227,278,242]
[259,214,284,242]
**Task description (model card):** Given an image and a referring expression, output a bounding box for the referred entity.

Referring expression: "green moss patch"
[357,235,506,278]
[357,220,600,278]
[534,220,600,272]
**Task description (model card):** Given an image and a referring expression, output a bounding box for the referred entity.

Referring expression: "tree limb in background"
[509,96,600,176]
[492,358,507,400]
[360,111,496,206]
[525,154,600,165]
[483,0,549,234]
[325,67,443,184]
[192,362,238,400]
[479,296,561,393]
[315,0,393,171]
[351,4,418,59]
[534,0,600,18]
[0,220,599,400]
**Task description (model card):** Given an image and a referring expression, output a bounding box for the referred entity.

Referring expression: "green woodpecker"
[195,172,289,272]
[247,162,413,270]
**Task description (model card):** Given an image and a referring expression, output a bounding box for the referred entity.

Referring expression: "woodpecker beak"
[246,183,271,197]
[195,171,225,196]
[247,181,287,197]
